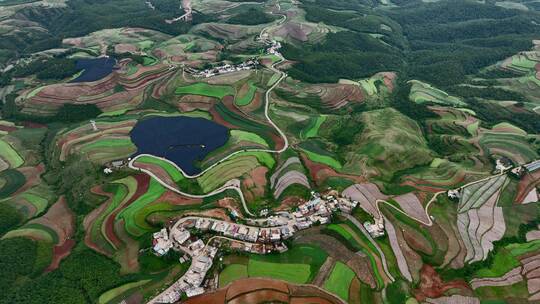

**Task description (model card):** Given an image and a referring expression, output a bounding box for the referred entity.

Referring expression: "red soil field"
[515,171,540,204]
[13,164,45,196]
[301,154,366,186]
[45,239,76,272]
[216,197,244,218]
[242,166,268,202]
[154,190,202,206]
[0,125,18,132]
[185,278,343,304]
[84,188,115,256]
[228,290,289,304]
[103,174,150,249]
[413,265,471,302]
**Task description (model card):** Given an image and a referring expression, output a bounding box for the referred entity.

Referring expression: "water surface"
[130,116,229,175]
[70,57,116,83]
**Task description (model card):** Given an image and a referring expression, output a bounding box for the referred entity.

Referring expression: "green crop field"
[323,262,355,301]
[235,81,257,106]
[2,1,540,302]
[230,130,268,147]
[247,259,311,283]
[301,148,342,170]
[247,244,328,283]
[136,156,185,182]
[117,178,166,237]
[0,169,26,199]
[0,139,24,168]
[175,83,235,99]
[409,80,465,107]
[90,181,132,253]
[301,115,326,139]
[219,264,248,287]
[98,279,151,304]
[19,193,49,215]
[326,223,385,288]
[3,226,55,243]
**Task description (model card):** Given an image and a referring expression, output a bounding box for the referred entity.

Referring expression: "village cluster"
[149,191,358,303]
[187,39,282,78]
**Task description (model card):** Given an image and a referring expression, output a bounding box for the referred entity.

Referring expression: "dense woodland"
[290,0,539,89]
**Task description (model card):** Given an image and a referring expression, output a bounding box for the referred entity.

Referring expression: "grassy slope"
[175,83,234,99]
[323,261,356,301]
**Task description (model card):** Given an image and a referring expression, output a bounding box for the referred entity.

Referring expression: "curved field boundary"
[230,130,269,147]
[301,115,326,140]
[130,50,289,217]
[117,178,166,237]
[0,139,24,168]
[300,148,342,170]
[98,279,152,304]
[343,214,395,283]
[235,81,257,106]
[175,82,235,99]
[326,224,385,288]
[322,261,355,302]
[0,169,26,199]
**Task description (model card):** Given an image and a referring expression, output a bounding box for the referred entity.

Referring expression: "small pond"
[130,116,229,175]
[70,57,117,83]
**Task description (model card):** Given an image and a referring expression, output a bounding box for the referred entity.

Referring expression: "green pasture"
[2,227,55,243]
[248,259,311,283]
[219,264,248,287]
[175,83,234,99]
[246,244,328,283]
[0,139,24,168]
[80,138,135,152]
[235,81,257,106]
[300,148,341,170]
[507,239,540,256]
[230,130,268,147]
[474,248,520,278]
[323,262,356,301]
[301,115,326,139]
[98,279,151,304]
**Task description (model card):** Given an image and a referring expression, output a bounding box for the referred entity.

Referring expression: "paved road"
[129,1,290,217]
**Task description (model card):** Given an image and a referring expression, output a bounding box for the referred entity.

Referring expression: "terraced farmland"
[409,80,465,107]
[175,83,234,99]
[458,175,508,263]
